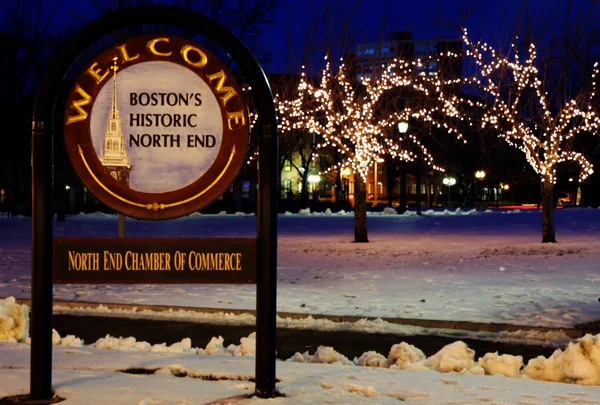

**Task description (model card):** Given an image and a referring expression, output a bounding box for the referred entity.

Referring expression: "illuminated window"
[284,159,291,172]
[107,140,112,150]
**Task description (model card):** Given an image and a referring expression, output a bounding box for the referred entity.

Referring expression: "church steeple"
[111,56,119,120]
[99,56,131,187]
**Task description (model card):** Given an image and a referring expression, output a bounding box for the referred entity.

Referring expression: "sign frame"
[63,34,251,220]
[31,5,278,401]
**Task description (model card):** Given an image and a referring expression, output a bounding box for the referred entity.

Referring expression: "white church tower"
[99,56,131,187]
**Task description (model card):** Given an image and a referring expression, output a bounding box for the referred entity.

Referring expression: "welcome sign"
[63,34,250,219]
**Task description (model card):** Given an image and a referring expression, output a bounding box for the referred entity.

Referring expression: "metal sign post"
[31,5,278,401]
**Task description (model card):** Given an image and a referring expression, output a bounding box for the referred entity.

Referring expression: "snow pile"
[478,352,523,377]
[226,332,256,357]
[382,207,397,215]
[204,336,227,355]
[354,351,389,368]
[325,208,333,216]
[388,342,426,370]
[425,341,475,373]
[524,334,600,385]
[93,335,199,354]
[298,208,311,216]
[0,297,29,342]
[52,329,84,347]
[289,345,353,366]
[523,350,565,382]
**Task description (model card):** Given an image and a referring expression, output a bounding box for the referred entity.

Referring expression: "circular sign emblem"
[63,34,250,220]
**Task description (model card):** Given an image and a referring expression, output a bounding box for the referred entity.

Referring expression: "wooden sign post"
[31,5,278,402]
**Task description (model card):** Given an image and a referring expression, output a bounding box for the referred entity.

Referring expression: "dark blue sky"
[263,0,599,72]
[6,0,599,73]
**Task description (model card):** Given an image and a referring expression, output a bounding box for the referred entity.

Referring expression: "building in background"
[349,32,463,208]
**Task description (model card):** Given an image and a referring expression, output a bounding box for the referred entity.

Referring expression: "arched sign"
[63,34,250,219]
[31,5,278,401]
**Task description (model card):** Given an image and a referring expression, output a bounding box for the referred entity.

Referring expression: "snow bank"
[354,351,389,368]
[226,332,256,357]
[523,334,600,385]
[52,329,84,347]
[299,208,311,216]
[0,297,29,342]
[388,342,426,370]
[425,341,475,373]
[523,349,565,382]
[382,207,397,215]
[477,352,523,377]
[288,345,353,365]
[204,336,226,355]
[93,335,199,354]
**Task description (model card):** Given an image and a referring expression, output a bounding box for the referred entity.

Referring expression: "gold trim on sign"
[78,145,236,211]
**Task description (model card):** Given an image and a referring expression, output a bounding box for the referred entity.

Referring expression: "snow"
[3,330,600,403]
[2,208,600,328]
[425,340,476,373]
[2,208,600,402]
[0,296,29,341]
[478,352,523,377]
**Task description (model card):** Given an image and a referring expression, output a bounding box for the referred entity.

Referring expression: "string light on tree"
[276,53,469,181]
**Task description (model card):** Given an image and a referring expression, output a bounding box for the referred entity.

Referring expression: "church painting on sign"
[90,57,223,194]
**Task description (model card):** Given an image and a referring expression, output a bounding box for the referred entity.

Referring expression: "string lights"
[276,54,468,181]
[461,28,600,184]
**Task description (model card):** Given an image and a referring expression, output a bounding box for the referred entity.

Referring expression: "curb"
[13,298,596,339]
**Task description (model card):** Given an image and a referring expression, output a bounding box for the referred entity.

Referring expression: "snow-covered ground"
[1,208,599,328]
[2,338,599,405]
[2,208,600,403]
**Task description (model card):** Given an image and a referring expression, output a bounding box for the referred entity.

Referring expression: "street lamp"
[475,170,486,207]
[442,177,456,207]
[397,120,409,213]
[397,120,409,135]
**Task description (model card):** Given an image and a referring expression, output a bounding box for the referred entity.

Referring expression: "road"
[53,314,559,361]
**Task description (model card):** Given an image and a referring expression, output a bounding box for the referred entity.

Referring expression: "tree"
[278,55,467,242]
[461,28,600,242]
[0,0,67,214]
[88,0,279,64]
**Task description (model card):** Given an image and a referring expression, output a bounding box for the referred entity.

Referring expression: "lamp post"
[443,177,456,207]
[397,121,408,213]
[475,170,486,207]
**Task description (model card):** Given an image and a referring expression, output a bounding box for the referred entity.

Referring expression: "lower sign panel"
[53,237,257,284]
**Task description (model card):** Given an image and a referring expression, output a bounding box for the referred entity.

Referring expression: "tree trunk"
[415,163,421,215]
[334,171,342,204]
[300,172,309,207]
[398,161,407,214]
[385,156,395,208]
[353,173,368,243]
[541,181,556,243]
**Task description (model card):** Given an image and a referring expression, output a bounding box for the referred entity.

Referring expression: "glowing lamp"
[397,121,409,134]
[308,175,321,183]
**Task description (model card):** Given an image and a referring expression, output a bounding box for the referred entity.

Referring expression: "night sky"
[263,0,598,72]
[5,0,600,73]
